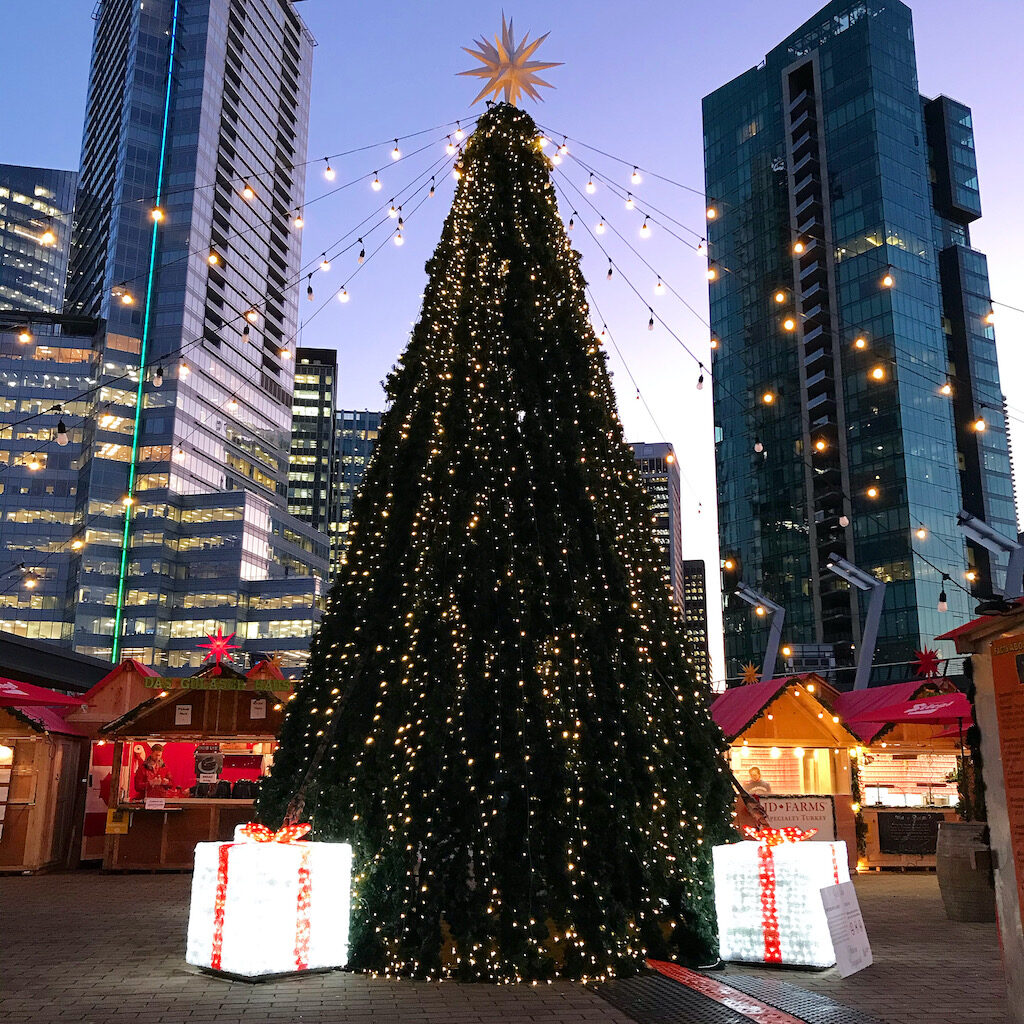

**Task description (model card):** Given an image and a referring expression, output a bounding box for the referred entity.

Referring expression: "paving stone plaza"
[0,871,1005,1024]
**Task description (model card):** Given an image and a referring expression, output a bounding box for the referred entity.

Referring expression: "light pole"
[957,510,1024,601]
[825,553,886,691]
[734,582,785,683]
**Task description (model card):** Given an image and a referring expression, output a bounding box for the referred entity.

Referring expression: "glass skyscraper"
[0,0,326,672]
[331,410,382,575]
[703,0,1017,681]
[0,164,76,313]
[682,559,712,689]
[287,348,338,536]
[630,442,684,609]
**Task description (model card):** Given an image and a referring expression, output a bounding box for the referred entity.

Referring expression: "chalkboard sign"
[876,810,943,855]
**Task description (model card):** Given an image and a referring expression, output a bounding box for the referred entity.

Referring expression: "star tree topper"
[459,14,562,106]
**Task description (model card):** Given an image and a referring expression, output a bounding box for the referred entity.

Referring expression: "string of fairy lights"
[3,111,1021,638]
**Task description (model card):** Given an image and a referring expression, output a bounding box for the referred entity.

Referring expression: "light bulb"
[71,538,84,550]
[870,366,885,381]
[984,309,996,325]
[307,283,314,301]
[568,216,574,231]
[179,360,190,378]
[782,316,796,331]
[293,212,304,228]
[242,183,255,200]
[710,337,719,349]
[696,373,704,391]
[814,438,827,452]
[706,264,717,281]
[866,485,879,498]
[17,327,31,344]
[446,138,456,155]
[586,177,596,194]
[550,153,562,165]
[854,336,867,349]
[793,240,805,254]
[208,251,220,265]
[654,278,665,296]
[973,417,987,432]
[606,261,613,280]
[938,589,948,613]
[631,166,641,185]
[151,207,164,222]
[395,231,404,246]
[324,160,335,181]
[753,440,764,453]
[882,270,895,288]
[173,447,186,463]
[56,419,69,447]
[640,217,651,238]
[595,220,605,234]
[320,255,331,271]
[280,348,291,360]
[392,139,401,160]
[839,514,850,528]
[120,292,133,305]
[453,167,462,180]
[41,228,56,245]
[27,454,40,471]
[966,570,978,582]
[755,605,766,616]
[557,138,569,156]
[245,309,259,324]
[723,559,735,570]
[429,179,435,197]
[762,392,775,404]
[338,288,350,303]
[357,241,365,263]
[227,396,238,411]
[625,193,635,211]
[774,290,786,304]
[371,173,382,191]
[122,495,133,507]
[454,122,464,141]
[388,203,398,218]
[153,366,163,388]
[706,205,717,220]
[940,382,952,396]
[647,313,655,331]
[24,574,38,590]
[916,526,927,540]
[697,237,707,255]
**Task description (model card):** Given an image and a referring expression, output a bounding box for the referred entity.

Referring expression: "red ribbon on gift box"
[741,827,838,963]
[210,821,314,972]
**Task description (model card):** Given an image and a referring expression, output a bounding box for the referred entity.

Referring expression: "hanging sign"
[175,705,193,726]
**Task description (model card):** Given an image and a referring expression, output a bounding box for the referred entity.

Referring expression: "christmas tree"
[258,102,734,981]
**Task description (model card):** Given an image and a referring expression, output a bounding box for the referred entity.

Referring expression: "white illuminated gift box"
[713,827,849,968]
[186,822,352,978]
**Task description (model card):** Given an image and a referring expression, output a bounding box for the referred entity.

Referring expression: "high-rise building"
[288,348,338,535]
[682,559,712,687]
[331,410,382,574]
[0,164,76,312]
[630,442,684,609]
[0,0,325,670]
[703,0,1017,682]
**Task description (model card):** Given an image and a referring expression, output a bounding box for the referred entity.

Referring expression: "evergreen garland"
[258,102,734,981]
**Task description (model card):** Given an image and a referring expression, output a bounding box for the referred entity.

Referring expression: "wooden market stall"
[0,701,88,873]
[835,679,966,870]
[98,660,290,870]
[712,673,862,868]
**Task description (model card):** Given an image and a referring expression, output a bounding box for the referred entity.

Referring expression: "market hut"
[97,655,290,870]
[0,685,89,873]
[835,677,968,869]
[712,673,862,866]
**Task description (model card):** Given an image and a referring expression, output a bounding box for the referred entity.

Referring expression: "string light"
[153,365,163,388]
[17,327,32,344]
[179,360,190,378]
[774,290,786,304]
[122,495,133,507]
[839,514,850,528]
[208,251,220,265]
[446,137,456,155]
[358,240,365,263]
[753,439,764,453]
[710,336,719,349]
[647,310,655,331]
[429,178,435,197]
[940,381,952,396]
[40,226,56,245]
[706,205,717,220]
[307,277,314,301]
[696,371,704,391]
[23,572,38,590]
[792,240,805,255]
[293,211,304,228]
[870,366,885,381]
[706,263,717,281]
[966,569,978,582]
[938,575,950,613]
[567,214,575,231]
[56,419,69,447]
[392,139,401,160]
[280,348,292,360]
[454,121,464,140]
[71,538,84,550]
[338,287,350,303]
[557,137,569,157]
[320,254,331,272]
[916,524,928,540]
[173,447,186,463]
[866,485,879,499]
[151,207,164,222]
[242,182,256,200]
[782,316,796,331]
[984,309,996,326]
[371,173,382,191]
[814,438,827,452]
[654,277,665,296]
[881,267,894,288]
[389,203,398,218]
[640,216,650,238]
[606,260,613,280]
[595,219,606,234]
[762,391,775,405]
[697,237,707,255]
[27,454,41,471]
[973,417,987,432]
[853,336,867,349]
[625,193,635,211]
[245,309,259,324]
[631,166,641,184]
[586,177,596,194]
[395,231,404,246]
[227,396,239,411]
[324,159,335,181]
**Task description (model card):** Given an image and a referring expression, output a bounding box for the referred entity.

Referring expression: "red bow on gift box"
[238,822,311,843]
[741,826,835,963]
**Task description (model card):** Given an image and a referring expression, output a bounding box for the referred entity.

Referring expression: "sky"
[1,0,1023,683]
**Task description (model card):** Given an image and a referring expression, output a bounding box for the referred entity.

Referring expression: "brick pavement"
[721,872,1007,1024]
[0,870,1007,1024]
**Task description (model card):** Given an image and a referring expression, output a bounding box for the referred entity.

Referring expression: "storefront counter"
[104,799,255,870]
[860,806,959,870]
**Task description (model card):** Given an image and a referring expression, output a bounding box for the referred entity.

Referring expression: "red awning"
[845,691,972,725]
[0,677,84,708]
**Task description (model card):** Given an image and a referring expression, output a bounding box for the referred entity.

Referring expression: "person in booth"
[134,743,176,798]
[746,765,772,795]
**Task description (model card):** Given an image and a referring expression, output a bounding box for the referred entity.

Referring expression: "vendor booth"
[98,659,289,870]
[835,679,968,870]
[0,681,88,873]
[712,673,862,867]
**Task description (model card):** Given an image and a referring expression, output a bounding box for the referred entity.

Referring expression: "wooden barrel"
[936,821,996,922]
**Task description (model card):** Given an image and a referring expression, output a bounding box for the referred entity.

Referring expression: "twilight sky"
[2,1,1022,682]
